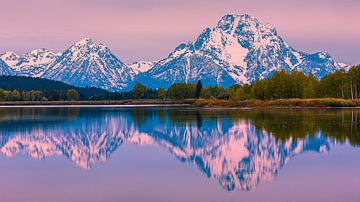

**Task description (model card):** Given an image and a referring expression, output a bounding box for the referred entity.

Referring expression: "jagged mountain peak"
[28,48,61,57]
[1,49,58,59]
[0,49,60,77]
[24,48,60,61]
[217,14,260,28]
[73,38,103,48]
[0,51,19,58]
[43,38,135,91]
[0,59,13,75]
[194,13,279,53]
[28,48,53,54]
[77,37,93,44]
[136,13,349,88]
[0,14,351,91]
[0,51,21,67]
[0,38,135,91]
[128,61,156,73]
[215,14,276,40]
[69,38,109,56]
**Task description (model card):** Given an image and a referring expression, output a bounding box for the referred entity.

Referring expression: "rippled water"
[0,107,359,202]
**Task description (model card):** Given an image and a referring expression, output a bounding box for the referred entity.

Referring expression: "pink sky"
[0,0,359,64]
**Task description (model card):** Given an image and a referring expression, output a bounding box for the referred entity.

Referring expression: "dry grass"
[194,98,359,108]
[0,98,359,108]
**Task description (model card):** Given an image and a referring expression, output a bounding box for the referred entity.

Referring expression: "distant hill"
[0,75,108,99]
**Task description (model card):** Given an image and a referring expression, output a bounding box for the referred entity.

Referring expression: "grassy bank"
[194,98,360,108]
[0,98,359,108]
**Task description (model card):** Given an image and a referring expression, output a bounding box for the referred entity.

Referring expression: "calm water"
[0,107,359,202]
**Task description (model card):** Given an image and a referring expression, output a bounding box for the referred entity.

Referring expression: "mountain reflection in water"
[0,107,359,191]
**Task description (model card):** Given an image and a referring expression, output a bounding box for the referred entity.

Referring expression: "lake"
[0,107,359,202]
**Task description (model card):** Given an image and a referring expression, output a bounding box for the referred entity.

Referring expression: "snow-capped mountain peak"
[42,38,136,91]
[136,13,350,88]
[0,51,21,67]
[0,14,351,91]
[67,38,109,60]
[76,37,93,45]
[0,59,13,75]
[0,38,136,91]
[71,38,108,51]
[24,48,60,65]
[0,49,60,77]
[128,61,156,73]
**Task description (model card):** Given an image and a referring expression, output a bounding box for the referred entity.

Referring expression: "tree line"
[145,65,360,101]
[1,65,359,101]
[0,75,108,101]
[0,89,81,101]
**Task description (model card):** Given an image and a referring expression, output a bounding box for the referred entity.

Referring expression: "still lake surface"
[0,107,359,202]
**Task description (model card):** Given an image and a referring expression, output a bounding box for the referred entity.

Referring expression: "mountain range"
[0,14,349,91]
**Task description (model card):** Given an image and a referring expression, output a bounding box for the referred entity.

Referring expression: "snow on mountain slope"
[128,61,155,73]
[0,51,20,68]
[0,49,60,77]
[42,38,136,91]
[136,14,349,88]
[0,14,351,90]
[0,59,13,75]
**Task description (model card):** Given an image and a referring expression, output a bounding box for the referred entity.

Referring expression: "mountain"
[0,39,135,91]
[42,38,136,91]
[0,14,351,91]
[0,75,108,98]
[0,49,60,77]
[136,14,349,88]
[128,61,156,73]
[0,59,12,75]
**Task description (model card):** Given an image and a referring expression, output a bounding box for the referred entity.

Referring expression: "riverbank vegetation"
[161,65,360,101]
[97,65,360,102]
[0,65,359,107]
[0,76,107,101]
[163,109,360,146]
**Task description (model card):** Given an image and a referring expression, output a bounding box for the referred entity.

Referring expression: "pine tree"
[195,80,202,98]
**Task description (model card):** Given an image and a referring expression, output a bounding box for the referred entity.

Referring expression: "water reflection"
[0,108,359,191]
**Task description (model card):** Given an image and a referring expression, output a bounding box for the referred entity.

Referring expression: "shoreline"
[0,100,195,106]
[0,98,359,108]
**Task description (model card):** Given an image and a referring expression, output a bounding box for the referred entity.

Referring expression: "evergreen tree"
[195,80,202,98]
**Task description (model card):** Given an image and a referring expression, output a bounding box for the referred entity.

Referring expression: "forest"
[102,65,360,101]
[0,76,107,101]
[0,65,359,102]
